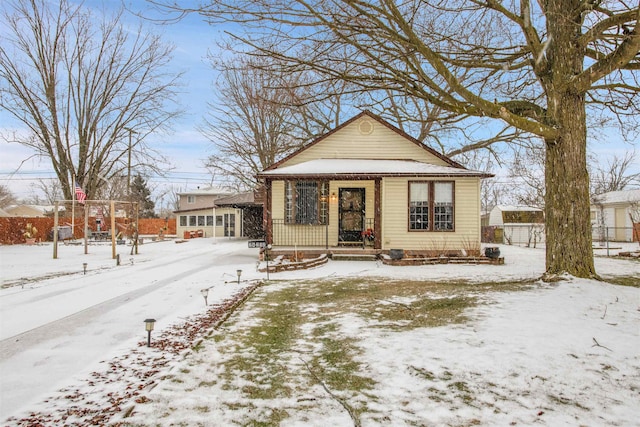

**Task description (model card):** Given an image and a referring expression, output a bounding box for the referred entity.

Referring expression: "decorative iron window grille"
[285,181,329,225]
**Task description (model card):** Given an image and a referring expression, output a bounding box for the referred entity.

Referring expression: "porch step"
[331,253,378,262]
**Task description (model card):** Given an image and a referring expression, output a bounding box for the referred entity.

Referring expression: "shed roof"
[214,191,261,207]
[592,189,640,205]
[492,205,543,212]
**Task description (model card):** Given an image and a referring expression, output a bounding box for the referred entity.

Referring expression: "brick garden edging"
[380,255,505,266]
[259,254,329,273]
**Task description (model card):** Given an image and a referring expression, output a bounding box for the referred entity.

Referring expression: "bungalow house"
[257,111,492,256]
[591,189,640,242]
[487,205,545,246]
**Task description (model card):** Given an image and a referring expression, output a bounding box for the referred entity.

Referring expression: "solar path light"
[236,269,242,284]
[201,288,209,306]
[82,263,87,275]
[144,318,156,347]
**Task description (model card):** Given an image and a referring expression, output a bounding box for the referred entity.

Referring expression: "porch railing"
[271,218,376,249]
[272,219,329,248]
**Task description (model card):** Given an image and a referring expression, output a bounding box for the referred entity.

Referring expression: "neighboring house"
[174,187,263,239]
[214,190,264,239]
[257,111,492,255]
[591,189,640,242]
[487,205,545,246]
[4,204,65,217]
[0,207,10,217]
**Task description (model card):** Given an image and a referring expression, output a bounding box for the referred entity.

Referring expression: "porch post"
[374,178,382,250]
[264,179,272,245]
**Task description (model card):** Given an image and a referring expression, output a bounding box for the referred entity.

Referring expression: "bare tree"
[155,0,639,279]
[0,0,181,203]
[590,150,640,195]
[455,149,505,214]
[508,144,546,208]
[30,178,63,205]
[200,54,348,189]
[0,184,16,207]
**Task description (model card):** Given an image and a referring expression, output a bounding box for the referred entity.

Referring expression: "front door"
[339,188,365,244]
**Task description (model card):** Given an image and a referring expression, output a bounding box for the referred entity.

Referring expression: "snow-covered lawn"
[1,239,638,426]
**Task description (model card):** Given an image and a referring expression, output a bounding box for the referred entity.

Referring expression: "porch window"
[189,215,197,226]
[179,216,187,227]
[409,181,454,231]
[285,180,329,225]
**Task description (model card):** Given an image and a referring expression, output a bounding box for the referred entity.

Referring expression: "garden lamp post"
[236,269,242,284]
[144,318,156,347]
[200,288,209,306]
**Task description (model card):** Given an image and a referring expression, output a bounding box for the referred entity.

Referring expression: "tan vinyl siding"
[175,206,239,238]
[271,181,285,220]
[282,118,449,167]
[381,177,481,252]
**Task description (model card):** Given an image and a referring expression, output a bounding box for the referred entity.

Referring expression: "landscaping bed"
[380,254,504,266]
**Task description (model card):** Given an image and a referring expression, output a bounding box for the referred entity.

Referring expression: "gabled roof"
[262,110,468,173]
[5,204,66,217]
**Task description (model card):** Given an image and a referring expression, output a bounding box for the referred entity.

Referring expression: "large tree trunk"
[542,0,597,279]
[544,92,596,278]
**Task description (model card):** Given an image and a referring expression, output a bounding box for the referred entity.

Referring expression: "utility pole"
[124,127,137,197]
[124,127,138,254]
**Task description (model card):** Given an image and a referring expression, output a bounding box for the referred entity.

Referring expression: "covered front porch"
[264,177,383,250]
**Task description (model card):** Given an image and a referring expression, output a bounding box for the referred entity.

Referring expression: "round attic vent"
[358,119,374,135]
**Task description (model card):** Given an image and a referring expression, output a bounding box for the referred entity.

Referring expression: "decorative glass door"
[339,188,365,244]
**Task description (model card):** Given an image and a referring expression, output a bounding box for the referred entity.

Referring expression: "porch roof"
[258,158,492,179]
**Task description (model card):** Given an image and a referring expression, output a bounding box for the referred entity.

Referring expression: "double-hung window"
[433,182,454,230]
[409,182,430,230]
[285,181,329,225]
[409,181,454,231]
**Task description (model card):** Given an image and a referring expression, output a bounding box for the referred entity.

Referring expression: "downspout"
[374,178,382,250]
[264,179,272,245]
